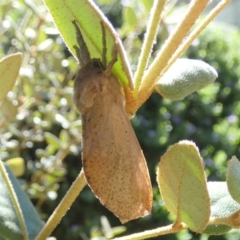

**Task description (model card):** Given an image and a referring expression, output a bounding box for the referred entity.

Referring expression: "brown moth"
[72,20,152,223]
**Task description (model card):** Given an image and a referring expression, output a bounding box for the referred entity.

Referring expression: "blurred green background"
[1,0,240,239]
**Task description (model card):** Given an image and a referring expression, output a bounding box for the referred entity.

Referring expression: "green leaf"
[44,132,62,149]
[59,129,70,145]
[203,224,232,235]
[203,224,232,236]
[141,0,154,12]
[109,226,127,237]
[155,58,218,100]
[123,6,138,26]
[157,140,210,232]
[203,182,240,235]
[43,0,133,88]
[100,215,126,238]
[5,158,25,177]
[227,156,240,204]
[0,53,22,101]
[0,164,44,240]
[0,98,18,125]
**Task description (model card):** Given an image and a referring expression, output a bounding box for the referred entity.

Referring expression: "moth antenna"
[72,20,90,66]
[100,21,118,76]
[100,21,107,68]
[105,43,118,76]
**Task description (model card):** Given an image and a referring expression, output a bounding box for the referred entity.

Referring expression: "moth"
[72,20,152,223]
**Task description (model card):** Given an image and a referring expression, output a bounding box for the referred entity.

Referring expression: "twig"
[133,0,167,93]
[36,169,86,240]
[158,0,231,79]
[114,222,186,240]
[132,0,210,114]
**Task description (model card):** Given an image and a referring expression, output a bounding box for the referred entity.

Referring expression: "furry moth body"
[72,20,152,223]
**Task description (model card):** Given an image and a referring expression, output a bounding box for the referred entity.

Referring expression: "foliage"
[134,19,240,240]
[1,0,240,239]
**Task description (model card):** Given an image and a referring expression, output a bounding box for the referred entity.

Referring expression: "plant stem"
[36,169,86,240]
[133,0,167,93]
[0,160,28,240]
[131,0,209,114]
[114,223,186,240]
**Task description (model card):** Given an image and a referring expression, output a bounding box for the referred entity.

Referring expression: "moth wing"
[82,93,152,223]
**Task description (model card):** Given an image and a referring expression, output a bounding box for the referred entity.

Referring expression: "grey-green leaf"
[203,182,240,235]
[0,164,44,240]
[227,156,240,204]
[155,58,218,100]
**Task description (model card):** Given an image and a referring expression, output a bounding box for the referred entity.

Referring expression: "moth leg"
[72,20,90,66]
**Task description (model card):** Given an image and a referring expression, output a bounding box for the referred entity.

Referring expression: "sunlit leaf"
[110,226,127,237]
[59,129,70,145]
[141,0,154,12]
[43,0,133,89]
[0,98,18,126]
[0,53,22,101]
[203,182,240,235]
[157,140,210,232]
[44,132,62,149]
[5,158,25,177]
